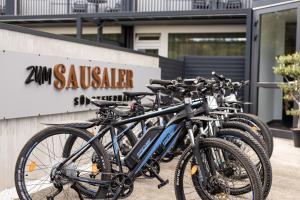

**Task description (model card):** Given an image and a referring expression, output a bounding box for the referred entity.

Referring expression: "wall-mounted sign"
[0,50,160,120]
[25,65,134,90]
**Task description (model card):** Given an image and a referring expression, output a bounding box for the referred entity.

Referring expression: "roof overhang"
[0,9,252,26]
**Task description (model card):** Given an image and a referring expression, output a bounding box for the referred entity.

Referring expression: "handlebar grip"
[244,80,250,85]
[196,76,207,82]
[212,71,225,81]
[183,79,197,85]
[150,79,173,86]
[176,77,183,82]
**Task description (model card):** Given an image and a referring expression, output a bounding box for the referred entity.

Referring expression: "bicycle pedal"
[158,179,169,189]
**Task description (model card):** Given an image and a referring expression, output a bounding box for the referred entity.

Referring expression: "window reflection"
[168,33,246,59]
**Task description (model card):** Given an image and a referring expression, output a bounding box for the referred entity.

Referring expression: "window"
[64,33,124,46]
[137,49,159,56]
[136,34,161,41]
[168,33,246,59]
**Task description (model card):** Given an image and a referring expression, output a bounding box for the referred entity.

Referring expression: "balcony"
[0,0,252,17]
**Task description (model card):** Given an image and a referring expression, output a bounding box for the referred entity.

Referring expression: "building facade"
[251,0,300,128]
[0,0,300,125]
[0,22,160,192]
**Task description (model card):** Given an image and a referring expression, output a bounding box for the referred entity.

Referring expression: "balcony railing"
[3,0,252,16]
[0,0,5,15]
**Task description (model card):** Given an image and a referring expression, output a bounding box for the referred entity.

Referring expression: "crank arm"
[112,185,123,200]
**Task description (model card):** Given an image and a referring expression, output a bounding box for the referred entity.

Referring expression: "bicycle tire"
[14,126,111,200]
[222,121,268,156]
[174,137,263,200]
[217,128,272,198]
[229,113,273,157]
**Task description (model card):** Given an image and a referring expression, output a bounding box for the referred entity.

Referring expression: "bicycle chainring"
[110,174,134,199]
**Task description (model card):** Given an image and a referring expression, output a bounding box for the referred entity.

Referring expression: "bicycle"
[15,78,264,200]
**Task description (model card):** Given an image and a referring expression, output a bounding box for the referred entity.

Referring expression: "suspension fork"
[186,121,209,184]
[206,122,218,176]
[189,121,219,185]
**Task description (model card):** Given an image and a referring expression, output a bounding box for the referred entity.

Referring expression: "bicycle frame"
[57,103,186,174]
[51,94,219,200]
[58,98,207,188]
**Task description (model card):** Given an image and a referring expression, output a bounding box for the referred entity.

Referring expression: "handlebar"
[149,74,249,97]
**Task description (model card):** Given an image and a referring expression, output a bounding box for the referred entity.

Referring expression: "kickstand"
[71,183,84,200]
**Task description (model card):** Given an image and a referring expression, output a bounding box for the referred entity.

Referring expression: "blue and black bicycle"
[15,79,264,200]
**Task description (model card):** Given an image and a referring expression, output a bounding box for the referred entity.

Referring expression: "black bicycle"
[60,76,272,198]
[15,78,263,200]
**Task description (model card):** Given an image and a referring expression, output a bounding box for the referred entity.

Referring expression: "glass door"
[258,8,298,128]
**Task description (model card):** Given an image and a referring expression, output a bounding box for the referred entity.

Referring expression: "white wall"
[0,29,158,68]
[0,111,96,192]
[134,24,247,57]
[31,24,246,58]
[0,26,159,193]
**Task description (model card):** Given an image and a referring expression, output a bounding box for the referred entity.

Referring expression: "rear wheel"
[230,113,273,157]
[217,128,272,198]
[222,121,268,154]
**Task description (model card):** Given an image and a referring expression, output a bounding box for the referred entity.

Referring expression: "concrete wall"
[0,24,159,194]
[134,24,246,57]
[0,28,158,68]
[0,111,96,193]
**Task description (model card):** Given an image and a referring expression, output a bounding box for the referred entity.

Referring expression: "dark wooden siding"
[183,56,246,99]
[159,56,184,80]
[183,56,245,81]
[159,55,246,82]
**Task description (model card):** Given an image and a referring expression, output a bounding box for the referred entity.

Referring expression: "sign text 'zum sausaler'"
[25,64,134,90]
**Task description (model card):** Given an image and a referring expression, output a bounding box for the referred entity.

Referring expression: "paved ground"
[130,138,300,200]
[5,138,300,199]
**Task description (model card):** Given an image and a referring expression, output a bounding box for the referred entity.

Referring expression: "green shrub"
[273,52,300,124]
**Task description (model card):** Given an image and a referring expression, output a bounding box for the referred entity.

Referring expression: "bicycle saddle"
[123,92,155,98]
[91,99,128,107]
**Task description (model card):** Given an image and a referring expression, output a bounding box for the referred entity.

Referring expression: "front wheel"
[174,138,263,200]
[15,126,111,200]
